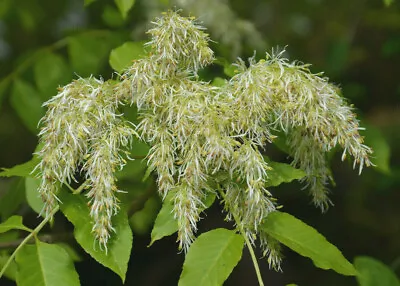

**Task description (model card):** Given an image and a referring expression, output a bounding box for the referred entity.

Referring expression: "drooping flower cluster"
[116,11,372,257]
[37,10,372,267]
[36,77,135,248]
[225,51,373,210]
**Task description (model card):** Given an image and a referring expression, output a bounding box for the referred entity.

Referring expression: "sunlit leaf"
[0,157,40,178]
[264,159,306,187]
[355,256,400,286]
[149,191,177,246]
[59,190,132,282]
[262,211,357,276]
[178,228,244,286]
[57,243,82,262]
[150,191,216,246]
[0,215,31,233]
[109,41,145,73]
[25,177,45,216]
[15,240,80,286]
[10,79,44,133]
[114,0,135,19]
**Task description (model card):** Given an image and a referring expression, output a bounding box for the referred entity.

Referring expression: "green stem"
[219,190,265,286]
[0,181,88,279]
[0,206,59,279]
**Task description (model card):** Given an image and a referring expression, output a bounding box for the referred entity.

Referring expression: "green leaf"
[34,52,71,100]
[59,190,132,282]
[0,157,40,178]
[0,252,18,281]
[114,0,135,19]
[10,79,44,133]
[130,196,159,235]
[0,215,31,233]
[354,256,400,286]
[383,0,394,7]
[84,0,97,6]
[363,125,390,174]
[211,77,227,87]
[0,178,26,220]
[262,212,357,276]
[0,78,11,110]
[178,228,244,286]
[15,240,80,286]
[25,177,45,216]
[68,32,123,77]
[102,5,125,28]
[149,191,177,246]
[56,243,82,262]
[109,41,145,73]
[265,159,306,187]
[150,191,216,246]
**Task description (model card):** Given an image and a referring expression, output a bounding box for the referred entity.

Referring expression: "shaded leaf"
[0,216,31,233]
[68,32,124,77]
[150,191,216,246]
[84,0,97,6]
[102,5,125,28]
[265,159,306,187]
[15,240,80,286]
[354,256,400,286]
[0,178,26,220]
[34,52,71,100]
[130,196,159,235]
[363,125,390,174]
[25,177,45,216]
[0,78,11,110]
[59,190,132,282]
[10,79,44,133]
[0,157,40,178]
[114,0,135,19]
[0,252,18,281]
[109,41,145,73]
[383,0,394,7]
[262,211,357,276]
[178,228,244,286]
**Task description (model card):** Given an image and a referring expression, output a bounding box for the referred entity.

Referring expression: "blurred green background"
[0,0,399,285]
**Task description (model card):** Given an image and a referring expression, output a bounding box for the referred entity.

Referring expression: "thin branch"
[219,190,265,286]
[0,181,88,278]
[0,206,59,279]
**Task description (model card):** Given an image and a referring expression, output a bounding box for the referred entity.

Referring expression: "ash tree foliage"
[0,8,398,286]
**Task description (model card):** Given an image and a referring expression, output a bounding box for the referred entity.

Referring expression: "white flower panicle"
[37,77,135,248]
[147,11,214,73]
[225,51,373,211]
[37,11,372,266]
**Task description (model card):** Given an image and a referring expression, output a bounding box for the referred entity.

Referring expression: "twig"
[219,190,265,286]
[0,206,59,279]
[0,181,88,279]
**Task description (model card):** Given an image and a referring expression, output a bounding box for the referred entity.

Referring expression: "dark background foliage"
[0,0,399,285]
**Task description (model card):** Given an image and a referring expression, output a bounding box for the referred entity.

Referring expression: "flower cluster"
[36,77,135,249]
[37,11,372,267]
[224,51,373,210]
[117,11,372,258]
